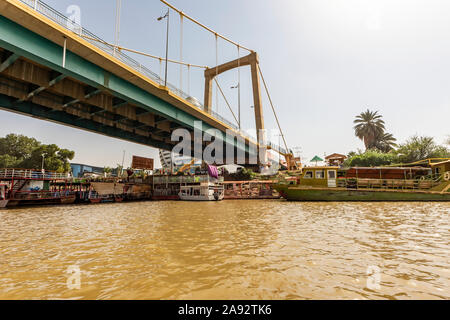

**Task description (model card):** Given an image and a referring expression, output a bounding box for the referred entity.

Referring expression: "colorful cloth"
[207,165,219,179]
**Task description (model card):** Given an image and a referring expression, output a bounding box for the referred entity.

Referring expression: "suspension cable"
[215,34,219,114]
[80,34,207,69]
[159,58,163,84]
[114,0,121,57]
[237,45,241,130]
[258,64,290,154]
[179,13,184,91]
[160,0,253,53]
[214,78,239,126]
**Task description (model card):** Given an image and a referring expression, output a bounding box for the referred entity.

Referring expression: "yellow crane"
[176,158,196,174]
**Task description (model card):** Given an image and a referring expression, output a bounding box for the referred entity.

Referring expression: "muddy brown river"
[0,201,448,300]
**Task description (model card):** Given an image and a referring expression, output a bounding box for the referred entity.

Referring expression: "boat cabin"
[430,160,450,178]
[179,183,224,201]
[299,166,340,188]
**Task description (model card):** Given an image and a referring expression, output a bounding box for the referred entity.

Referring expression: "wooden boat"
[274,165,450,201]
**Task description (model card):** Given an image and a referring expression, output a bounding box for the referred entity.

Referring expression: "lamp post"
[41,153,46,174]
[158,9,170,88]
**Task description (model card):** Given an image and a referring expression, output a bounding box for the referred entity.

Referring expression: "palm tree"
[354,109,386,150]
[373,132,397,152]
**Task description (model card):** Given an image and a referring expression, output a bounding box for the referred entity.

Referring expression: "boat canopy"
[346,167,431,180]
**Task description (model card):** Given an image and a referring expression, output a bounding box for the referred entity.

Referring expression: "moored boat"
[0,169,76,208]
[179,183,224,201]
[274,163,450,201]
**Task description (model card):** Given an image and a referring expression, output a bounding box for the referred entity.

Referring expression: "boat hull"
[0,196,76,207]
[152,195,180,201]
[275,185,450,202]
[179,194,224,201]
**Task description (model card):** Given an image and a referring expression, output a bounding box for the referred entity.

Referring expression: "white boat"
[179,182,225,201]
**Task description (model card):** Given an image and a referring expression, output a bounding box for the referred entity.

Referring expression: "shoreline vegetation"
[0,134,74,173]
[345,109,449,168]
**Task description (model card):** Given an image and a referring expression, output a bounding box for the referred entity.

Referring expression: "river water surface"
[0,201,448,300]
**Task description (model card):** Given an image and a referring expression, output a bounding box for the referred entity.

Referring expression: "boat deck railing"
[337,177,442,191]
[12,190,75,200]
[0,169,69,180]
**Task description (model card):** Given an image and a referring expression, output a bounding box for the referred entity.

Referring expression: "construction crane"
[177,159,196,174]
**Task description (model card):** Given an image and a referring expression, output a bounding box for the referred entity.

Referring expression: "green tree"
[0,154,20,168]
[373,132,397,153]
[0,134,75,172]
[58,148,76,173]
[394,135,450,163]
[344,149,398,167]
[0,134,40,160]
[354,110,386,150]
[19,144,74,172]
[103,167,112,176]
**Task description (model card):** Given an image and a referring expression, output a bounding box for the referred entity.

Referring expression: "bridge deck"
[0,0,287,162]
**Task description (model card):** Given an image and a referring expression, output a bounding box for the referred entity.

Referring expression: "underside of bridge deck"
[0,12,259,165]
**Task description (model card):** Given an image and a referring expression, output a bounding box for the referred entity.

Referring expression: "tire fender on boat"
[444,172,450,181]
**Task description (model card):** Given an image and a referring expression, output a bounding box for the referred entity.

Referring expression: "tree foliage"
[345,135,450,167]
[224,167,257,181]
[394,135,450,164]
[353,110,397,152]
[354,110,386,149]
[0,134,40,160]
[0,134,75,172]
[372,132,398,153]
[344,149,398,167]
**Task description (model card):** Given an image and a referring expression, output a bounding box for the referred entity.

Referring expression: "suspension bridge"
[0,0,297,169]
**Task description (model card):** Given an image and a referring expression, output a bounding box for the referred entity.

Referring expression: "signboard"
[131,156,154,170]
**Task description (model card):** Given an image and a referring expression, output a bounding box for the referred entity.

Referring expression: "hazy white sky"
[1,0,449,167]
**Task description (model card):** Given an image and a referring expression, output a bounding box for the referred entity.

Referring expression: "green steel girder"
[0,52,19,72]
[0,15,253,156]
[0,93,173,150]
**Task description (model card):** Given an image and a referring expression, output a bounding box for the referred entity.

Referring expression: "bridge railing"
[18,0,287,154]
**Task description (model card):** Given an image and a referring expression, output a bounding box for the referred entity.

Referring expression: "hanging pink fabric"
[207,165,219,179]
